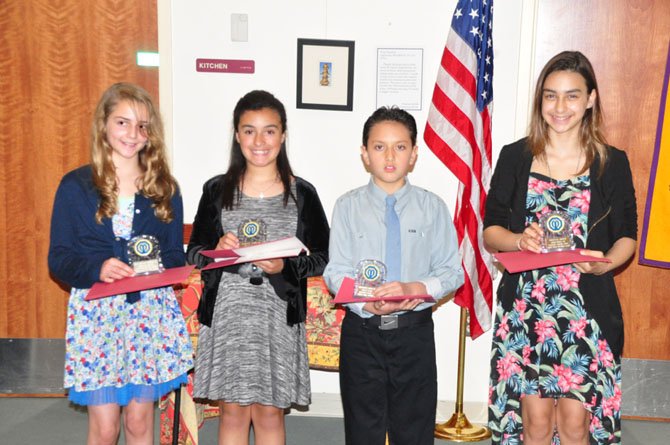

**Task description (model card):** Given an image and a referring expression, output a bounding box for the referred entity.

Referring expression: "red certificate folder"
[493,249,611,274]
[200,236,308,270]
[85,265,196,300]
[331,277,436,304]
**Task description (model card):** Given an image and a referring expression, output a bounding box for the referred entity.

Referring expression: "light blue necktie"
[385,195,401,282]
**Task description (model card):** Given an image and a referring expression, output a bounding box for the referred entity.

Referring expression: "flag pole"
[434,307,491,442]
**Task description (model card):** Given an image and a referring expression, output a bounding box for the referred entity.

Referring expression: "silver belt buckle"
[379,314,398,330]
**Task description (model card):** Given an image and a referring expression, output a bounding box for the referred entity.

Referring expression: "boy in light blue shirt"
[324,107,464,444]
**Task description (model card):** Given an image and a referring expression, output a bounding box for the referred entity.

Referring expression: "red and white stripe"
[424,27,494,339]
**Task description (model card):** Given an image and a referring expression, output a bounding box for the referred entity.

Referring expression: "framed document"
[376,48,423,110]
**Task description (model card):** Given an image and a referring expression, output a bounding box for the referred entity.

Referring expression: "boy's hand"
[364,299,421,315]
[373,281,427,298]
[363,281,428,314]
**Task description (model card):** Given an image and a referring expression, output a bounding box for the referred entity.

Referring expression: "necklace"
[245,176,279,199]
[545,156,559,211]
[544,150,582,210]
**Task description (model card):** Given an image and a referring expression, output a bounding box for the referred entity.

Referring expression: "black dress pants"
[339,310,438,445]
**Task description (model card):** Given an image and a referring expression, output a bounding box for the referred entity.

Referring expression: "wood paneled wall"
[0,0,158,338]
[535,0,670,360]
[2,0,668,361]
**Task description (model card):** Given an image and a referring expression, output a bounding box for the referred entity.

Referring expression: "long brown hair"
[528,51,608,175]
[220,90,295,210]
[91,82,177,223]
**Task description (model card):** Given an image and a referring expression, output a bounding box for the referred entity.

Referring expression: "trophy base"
[353,286,375,298]
[434,412,491,442]
[540,246,576,253]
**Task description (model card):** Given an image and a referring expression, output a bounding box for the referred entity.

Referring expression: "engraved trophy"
[237,219,268,247]
[354,259,387,298]
[539,211,575,253]
[237,219,268,284]
[127,235,164,275]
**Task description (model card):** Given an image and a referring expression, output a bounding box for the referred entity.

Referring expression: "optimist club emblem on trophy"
[539,211,575,253]
[238,219,267,246]
[354,259,387,298]
[127,235,164,275]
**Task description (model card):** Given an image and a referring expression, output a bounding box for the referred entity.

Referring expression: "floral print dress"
[64,197,194,406]
[488,173,621,445]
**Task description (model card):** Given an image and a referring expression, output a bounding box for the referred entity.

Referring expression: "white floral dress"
[64,198,193,406]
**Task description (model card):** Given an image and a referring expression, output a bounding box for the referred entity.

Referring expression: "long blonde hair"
[91,82,177,223]
[527,51,608,175]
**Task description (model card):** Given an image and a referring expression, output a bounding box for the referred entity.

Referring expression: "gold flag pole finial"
[434,307,491,442]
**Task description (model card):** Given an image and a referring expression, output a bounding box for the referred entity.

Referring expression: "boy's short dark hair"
[362,106,417,147]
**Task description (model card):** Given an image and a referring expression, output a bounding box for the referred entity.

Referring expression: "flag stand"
[171,384,182,445]
[434,307,491,442]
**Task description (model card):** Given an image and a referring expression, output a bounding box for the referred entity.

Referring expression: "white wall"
[159,0,533,422]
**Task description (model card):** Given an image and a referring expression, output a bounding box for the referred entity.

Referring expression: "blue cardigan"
[48,165,185,290]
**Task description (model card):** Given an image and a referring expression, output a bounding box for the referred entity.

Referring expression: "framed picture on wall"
[296,38,355,111]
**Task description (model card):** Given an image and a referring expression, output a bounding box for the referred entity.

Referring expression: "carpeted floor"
[1,397,669,444]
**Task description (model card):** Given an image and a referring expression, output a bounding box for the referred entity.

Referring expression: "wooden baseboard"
[0,393,66,398]
[622,415,670,423]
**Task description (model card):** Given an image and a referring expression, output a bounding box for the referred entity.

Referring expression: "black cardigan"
[484,138,637,358]
[187,175,329,327]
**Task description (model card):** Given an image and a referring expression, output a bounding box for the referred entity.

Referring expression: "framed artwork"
[296,38,355,111]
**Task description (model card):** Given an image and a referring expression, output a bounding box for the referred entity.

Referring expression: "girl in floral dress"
[484,52,637,444]
[49,83,193,445]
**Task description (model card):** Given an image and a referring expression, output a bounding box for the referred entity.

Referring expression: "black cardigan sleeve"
[484,139,531,233]
[605,149,637,241]
[484,144,516,229]
[192,175,330,326]
[268,177,330,325]
[187,176,224,269]
[188,176,226,327]
[285,178,330,279]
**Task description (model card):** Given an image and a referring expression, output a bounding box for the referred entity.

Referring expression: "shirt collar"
[366,178,411,207]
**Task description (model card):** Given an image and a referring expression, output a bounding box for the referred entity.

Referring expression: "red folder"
[85,265,196,300]
[493,249,611,273]
[331,277,436,304]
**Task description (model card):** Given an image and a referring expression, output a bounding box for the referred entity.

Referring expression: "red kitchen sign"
[196,59,255,74]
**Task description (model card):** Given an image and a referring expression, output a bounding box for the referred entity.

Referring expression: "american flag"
[424,0,494,338]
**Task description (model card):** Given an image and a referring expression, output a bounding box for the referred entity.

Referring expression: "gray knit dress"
[193,187,311,408]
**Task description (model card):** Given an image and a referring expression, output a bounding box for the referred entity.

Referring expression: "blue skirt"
[68,373,188,406]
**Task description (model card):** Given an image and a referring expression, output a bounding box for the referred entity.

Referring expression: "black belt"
[349,308,432,330]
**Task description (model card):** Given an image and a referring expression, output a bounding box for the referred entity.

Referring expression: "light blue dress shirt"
[323,179,464,318]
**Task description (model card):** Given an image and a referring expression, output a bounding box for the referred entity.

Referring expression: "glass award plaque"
[238,219,267,246]
[539,211,575,253]
[127,235,164,275]
[354,259,387,298]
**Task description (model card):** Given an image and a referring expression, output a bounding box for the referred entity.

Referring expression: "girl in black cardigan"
[484,52,636,444]
[187,90,329,445]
